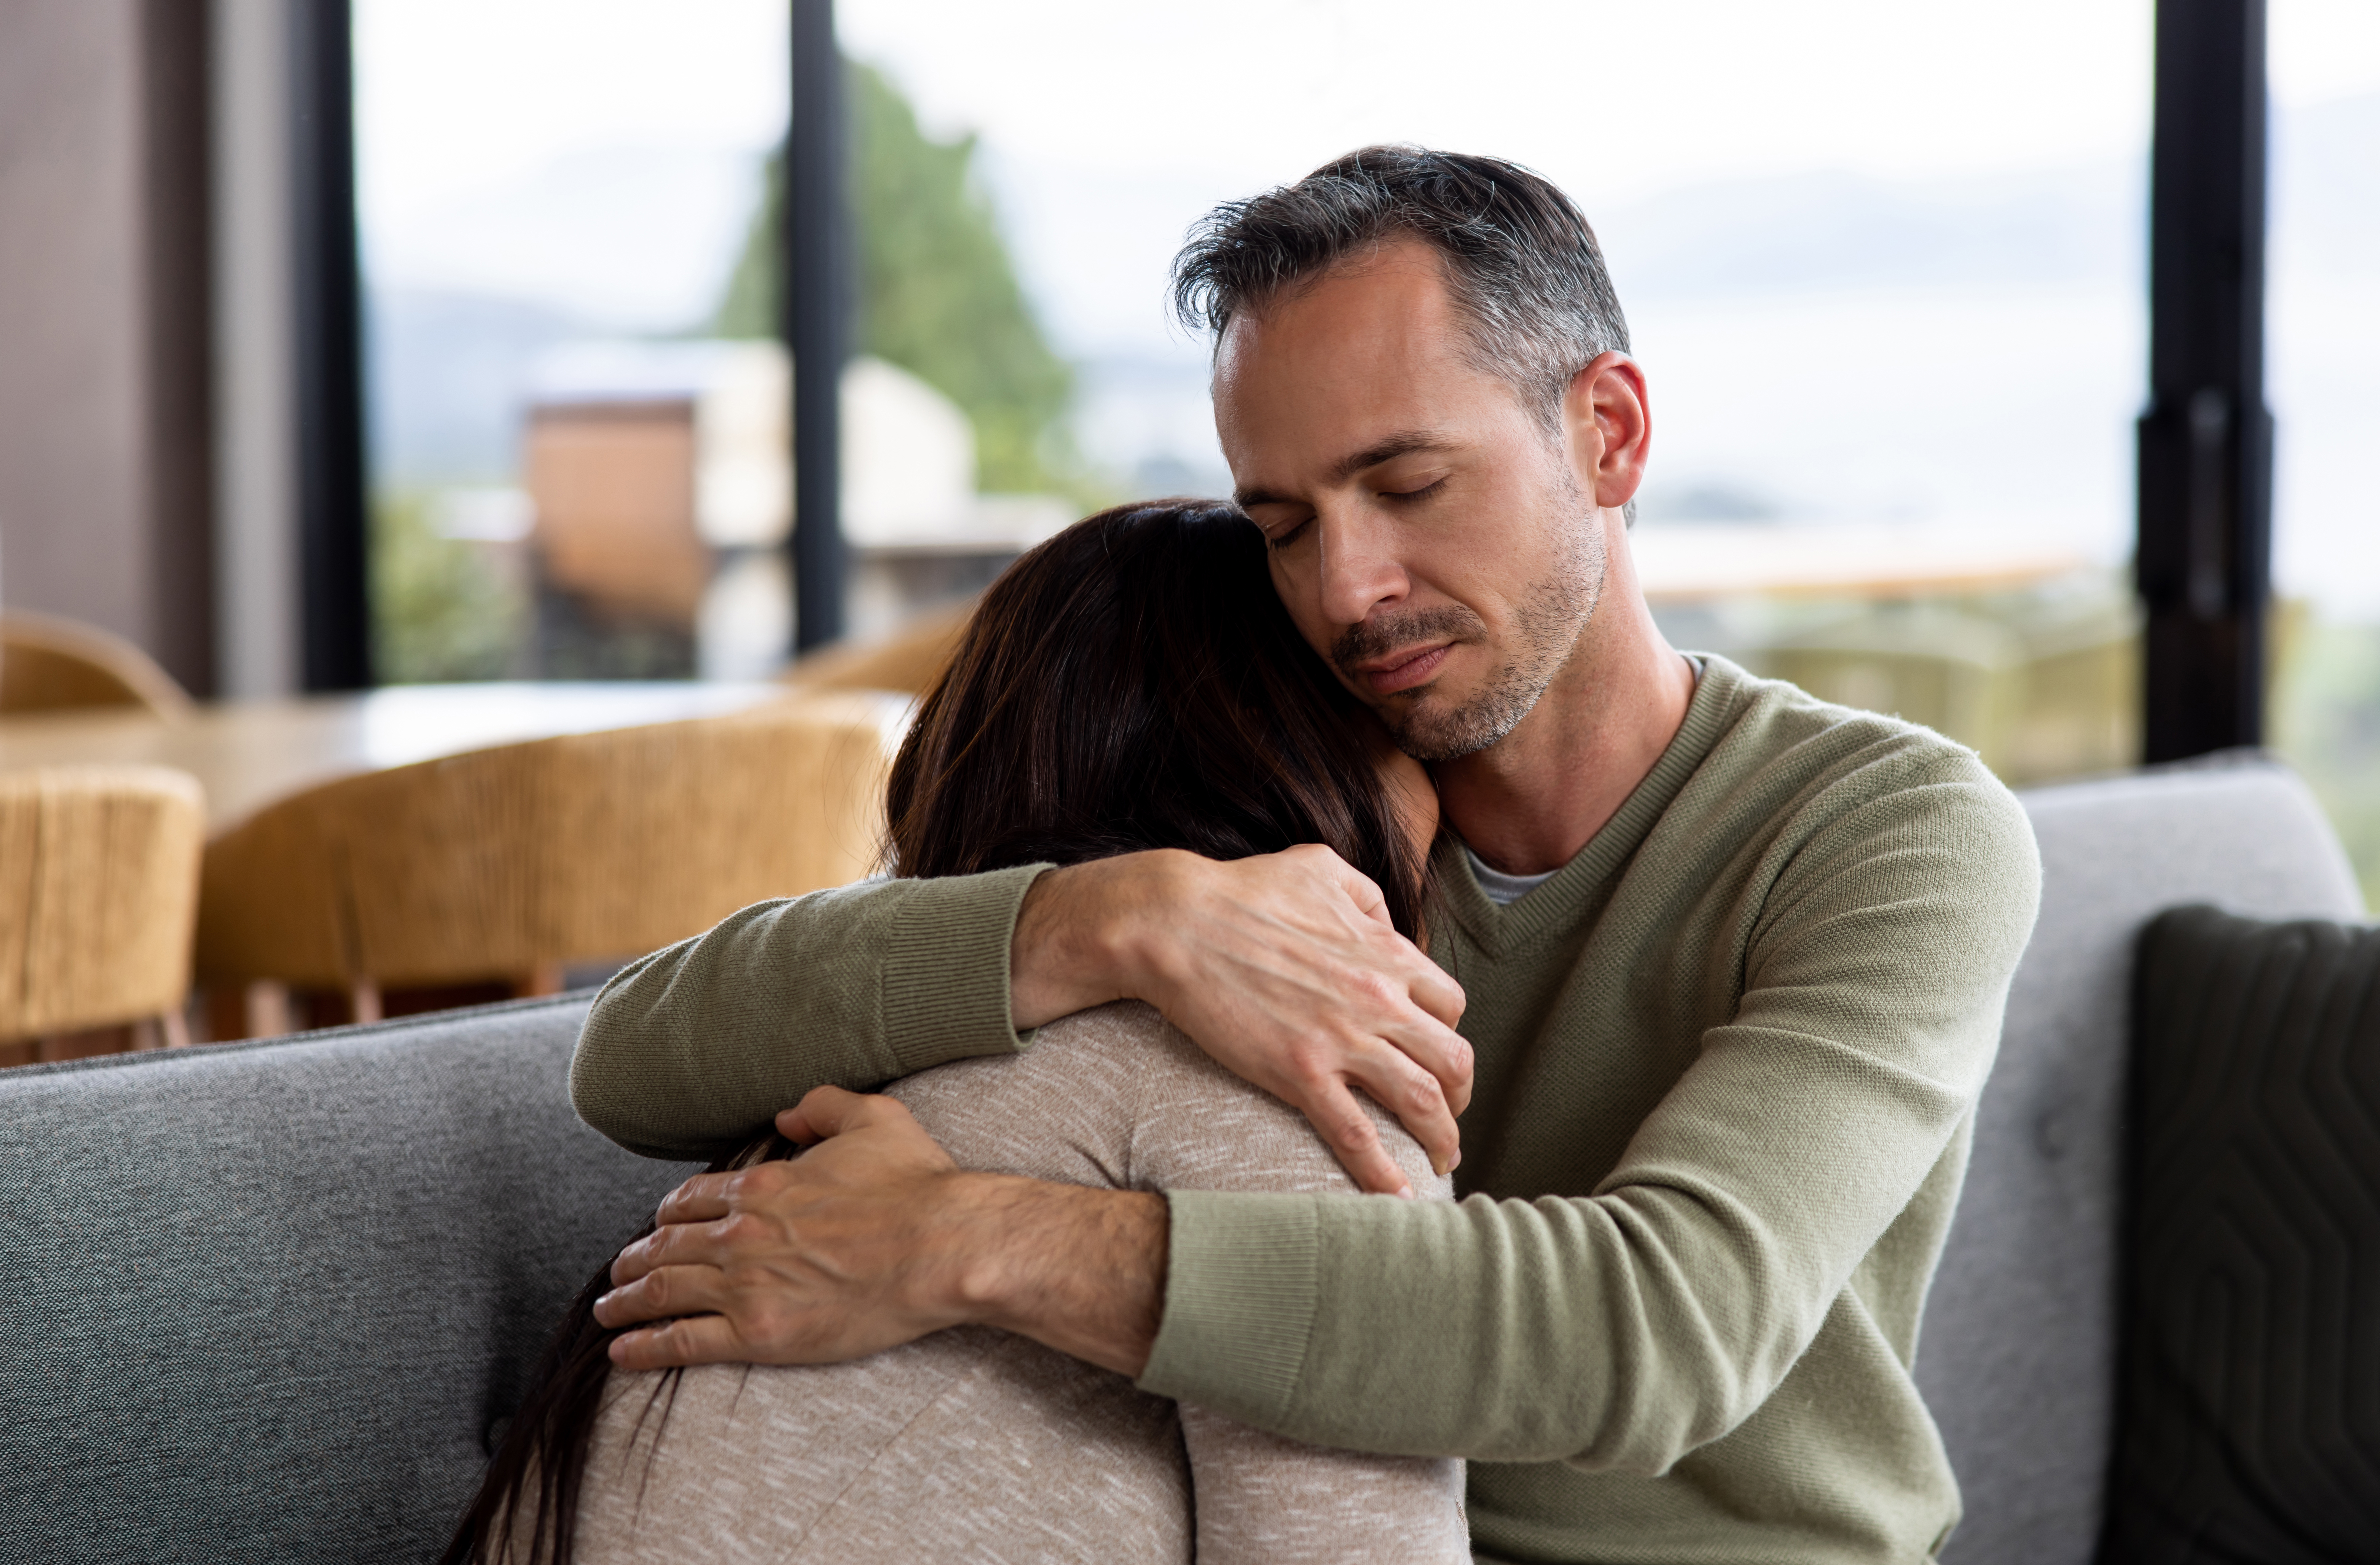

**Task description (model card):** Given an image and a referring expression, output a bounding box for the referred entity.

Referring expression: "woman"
[446,500,1466,1564]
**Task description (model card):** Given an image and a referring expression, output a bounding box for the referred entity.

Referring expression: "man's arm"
[1150,764,2042,1464]
[572,868,1047,1159]
[598,759,2040,1467]
[594,1088,1170,1375]
[574,843,1471,1189]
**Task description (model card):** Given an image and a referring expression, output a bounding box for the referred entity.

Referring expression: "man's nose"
[1314,505,1409,629]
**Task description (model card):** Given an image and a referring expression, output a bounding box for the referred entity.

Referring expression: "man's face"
[1214,240,1607,762]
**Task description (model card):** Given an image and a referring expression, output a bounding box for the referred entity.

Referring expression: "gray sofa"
[0,754,2362,1564]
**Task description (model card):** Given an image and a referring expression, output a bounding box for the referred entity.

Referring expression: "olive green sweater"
[571,656,2041,1564]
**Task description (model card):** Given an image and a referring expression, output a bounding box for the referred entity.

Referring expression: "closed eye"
[1382,478,1447,503]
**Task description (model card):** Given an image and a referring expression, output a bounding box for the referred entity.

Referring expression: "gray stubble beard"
[1338,471,1607,763]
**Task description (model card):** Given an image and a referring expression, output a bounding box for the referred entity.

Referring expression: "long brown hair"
[888,497,1429,935]
[442,500,1433,1563]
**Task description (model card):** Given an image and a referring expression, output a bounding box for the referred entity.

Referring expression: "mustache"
[1330,607,1486,677]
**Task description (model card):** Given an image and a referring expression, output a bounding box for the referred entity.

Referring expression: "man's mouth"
[1331,607,1484,700]
[1352,643,1452,696]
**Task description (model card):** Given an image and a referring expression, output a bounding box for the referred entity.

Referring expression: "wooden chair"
[0,766,205,1066]
[779,598,974,697]
[1,610,195,718]
[194,692,902,1034]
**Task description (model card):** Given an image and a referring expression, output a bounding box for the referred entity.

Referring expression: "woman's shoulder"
[1055,1006,1447,1202]
[1035,999,1199,1055]
[883,1002,1190,1185]
[887,1000,1447,1201]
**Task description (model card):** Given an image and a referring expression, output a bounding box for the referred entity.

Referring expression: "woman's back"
[570,1003,1464,1564]
[456,500,1460,1563]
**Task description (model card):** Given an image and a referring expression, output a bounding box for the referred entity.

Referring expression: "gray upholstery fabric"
[0,755,2363,1563]
[0,997,699,1565]
[1920,754,2365,1564]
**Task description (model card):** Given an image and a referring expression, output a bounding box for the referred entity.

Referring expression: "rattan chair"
[194,692,901,1033]
[0,766,205,1065]
[780,598,973,697]
[1,610,195,717]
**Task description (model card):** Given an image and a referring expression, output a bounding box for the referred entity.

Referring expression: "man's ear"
[1562,351,1651,513]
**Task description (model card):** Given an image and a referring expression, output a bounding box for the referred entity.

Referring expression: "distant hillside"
[360,91,2380,498]
[1597,88,2378,306]
[366,289,586,485]
[1599,161,2143,302]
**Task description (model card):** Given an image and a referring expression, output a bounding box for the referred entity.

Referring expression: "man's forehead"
[1212,278,1487,461]
[1215,241,1461,374]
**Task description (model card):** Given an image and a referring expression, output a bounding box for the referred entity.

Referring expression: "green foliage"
[711,61,1075,493]
[2274,616,2380,913]
[370,491,526,683]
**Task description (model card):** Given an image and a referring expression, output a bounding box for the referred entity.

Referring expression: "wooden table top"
[0,681,795,833]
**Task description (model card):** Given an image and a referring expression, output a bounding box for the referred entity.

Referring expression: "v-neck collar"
[1433,654,1749,959]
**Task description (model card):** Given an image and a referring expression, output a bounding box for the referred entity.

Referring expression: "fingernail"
[1449,1149,1461,1171]
[1396,1183,1415,1199]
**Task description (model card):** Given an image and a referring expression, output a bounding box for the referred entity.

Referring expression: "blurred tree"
[371,492,527,683]
[713,61,1074,494]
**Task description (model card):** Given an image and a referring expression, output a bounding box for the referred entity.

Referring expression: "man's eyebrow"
[1332,432,1455,483]
[1233,431,1457,510]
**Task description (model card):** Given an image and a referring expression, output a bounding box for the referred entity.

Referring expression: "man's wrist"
[1010,851,1184,1028]
[924,1171,1169,1379]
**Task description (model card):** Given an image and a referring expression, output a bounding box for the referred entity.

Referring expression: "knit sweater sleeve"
[570,866,1049,1159]
[1136,756,2041,1468]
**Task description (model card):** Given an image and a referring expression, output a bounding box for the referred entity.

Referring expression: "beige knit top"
[568,1002,1467,1564]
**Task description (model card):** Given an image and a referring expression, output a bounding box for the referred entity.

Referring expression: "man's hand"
[595,1087,1168,1378]
[1012,845,1470,1196]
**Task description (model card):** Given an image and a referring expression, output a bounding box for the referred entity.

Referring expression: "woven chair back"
[195,693,900,989]
[1,611,195,718]
[0,766,204,1041]
[780,599,973,697]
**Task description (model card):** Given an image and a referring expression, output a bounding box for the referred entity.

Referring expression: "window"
[354,0,790,681]
[845,0,2157,785]
[2268,0,2380,905]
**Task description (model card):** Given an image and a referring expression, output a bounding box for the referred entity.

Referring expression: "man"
[573,148,2040,1563]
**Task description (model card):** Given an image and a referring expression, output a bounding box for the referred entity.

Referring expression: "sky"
[355,0,2380,332]
[359,0,2380,217]
[844,0,2160,199]
[354,0,2380,609]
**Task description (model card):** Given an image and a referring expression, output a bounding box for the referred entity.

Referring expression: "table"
[0,681,795,833]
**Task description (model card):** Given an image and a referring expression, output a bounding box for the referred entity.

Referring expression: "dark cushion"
[0,998,699,1565]
[2100,905,2380,1562]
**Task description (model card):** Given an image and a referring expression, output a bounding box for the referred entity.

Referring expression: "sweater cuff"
[1137,1189,1321,1428]
[879,864,1051,1074]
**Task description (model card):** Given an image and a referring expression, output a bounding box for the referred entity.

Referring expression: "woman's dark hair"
[442,499,1433,1562]
[886,497,1430,936]
[440,1133,799,1565]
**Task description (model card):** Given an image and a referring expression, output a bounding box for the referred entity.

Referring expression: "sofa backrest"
[1918,754,2365,1563]
[4,756,2366,1564]
[0,996,697,1565]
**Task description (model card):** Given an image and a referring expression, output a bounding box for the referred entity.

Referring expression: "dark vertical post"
[785,0,849,651]
[139,0,218,696]
[2137,0,2270,762]
[288,0,372,690]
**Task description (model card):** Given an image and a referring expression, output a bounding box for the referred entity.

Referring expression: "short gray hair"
[1172,146,1632,436]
